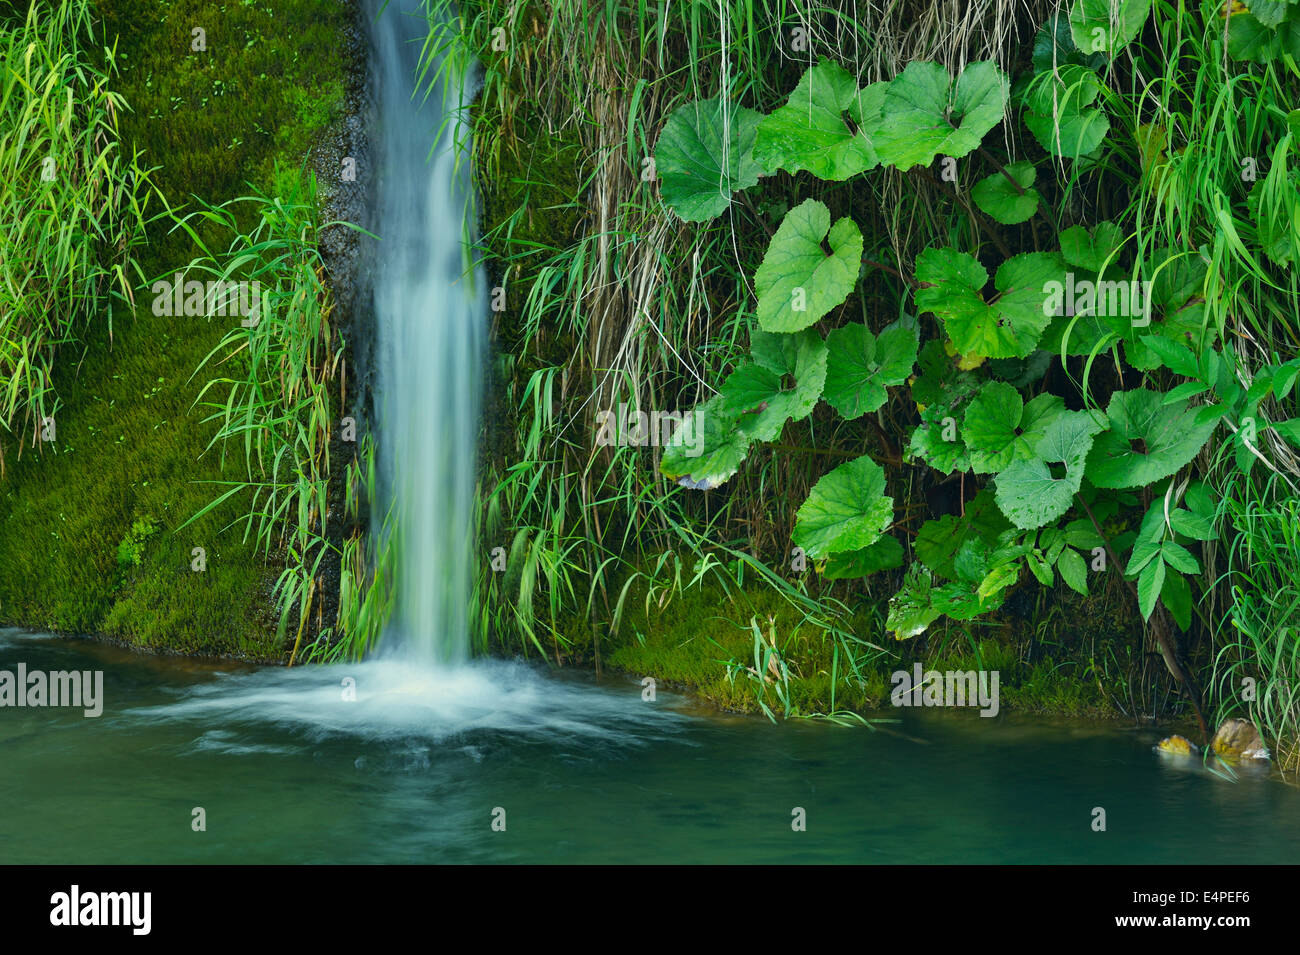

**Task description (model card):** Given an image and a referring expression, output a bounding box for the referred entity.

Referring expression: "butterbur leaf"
[1068,0,1154,57]
[886,563,942,638]
[823,319,919,418]
[962,382,1066,473]
[720,329,828,442]
[915,248,1065,359]
[910,338,980,409]
[872,60,1010,171]
[823,535,904,579]
[914,489,1012,578]
[995,411,1106,529]
[1059,221,1124,273]
[908,401,972,475]
[792,454,894,560]
[659,395,750,489]
[971,161,1041,224]
[1085,388,1219,489]
[1033,9,1107,73]
[755,199,863,333]
[656,98,765,222]
[1023,65,1109,158]
[755,61,887,180]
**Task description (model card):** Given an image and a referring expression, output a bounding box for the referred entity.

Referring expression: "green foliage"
[753,60,884,180]
[870,60,1009,171]
[754,199,863,333]
[823,319,918,419]
[650,6,1293,657]
[971,161,1041,224]
[0,0,353,656]
[0,0,154,462]
[655,97,763,222]
[791,455,893,560]
[116,516,160,569]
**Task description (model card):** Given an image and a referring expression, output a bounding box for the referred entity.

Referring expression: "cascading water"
[368,0,486,665]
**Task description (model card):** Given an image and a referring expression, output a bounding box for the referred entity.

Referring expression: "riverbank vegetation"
[446,0,1299,769]
[0,0,356,657]
[1,0,1294,774]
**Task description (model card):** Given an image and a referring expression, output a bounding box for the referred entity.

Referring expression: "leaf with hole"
[1084,388,1218,489]
[995,410,1106,529]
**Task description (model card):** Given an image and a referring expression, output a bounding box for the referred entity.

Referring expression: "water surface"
[2,630,1296,864]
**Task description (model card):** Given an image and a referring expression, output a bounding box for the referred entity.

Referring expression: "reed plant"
[0,0,154,471]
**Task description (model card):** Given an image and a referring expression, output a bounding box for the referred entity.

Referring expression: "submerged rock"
[1155,735,1198,755]
[1210,718,1270,760]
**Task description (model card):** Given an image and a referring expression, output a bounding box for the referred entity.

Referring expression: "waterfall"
[368,0,485,665]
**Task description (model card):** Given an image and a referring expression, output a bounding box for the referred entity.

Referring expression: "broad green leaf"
[823,535,904,579]
[979,561,1022,601]
[659,395,751,488]
[1169,509,1215,541]
[962,382,1065,473]
[823,319,918,418]
[971,161,1041,224]
[1137,556,1165,620]
[910,338,980,409]
[755,61,887,180]
[1160,568,1192,630]
[995,411,1106,529]
[873,60,1010,171]
[1161,539,1200,575]
[1057,546,1089,594]
[1141,335,1199,379]
[1023,65,1109,158]
[755,199,863,333]
[720,329,828,441]
[1059,221,1124,273]
[656,98,764,222]
[791,454,893,559]
[1033,9,1108,73]
[1227,12,1281,63]
[886,564,941,638]
[908,401,972,474]
[916,249,1065,359]
[914,490,1011,578]
[1068,0,1154,56]
[1085,388,1218,489]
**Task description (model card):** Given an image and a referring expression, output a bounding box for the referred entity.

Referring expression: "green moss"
[554,569,1115,719]
[0,0,352,658]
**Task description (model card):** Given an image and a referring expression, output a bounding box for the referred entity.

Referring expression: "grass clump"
[0,0,354,657]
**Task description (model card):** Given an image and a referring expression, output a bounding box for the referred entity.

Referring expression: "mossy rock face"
[0,0,354,658]
[1210,718,1269,760]
[1155,734,1198,755]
